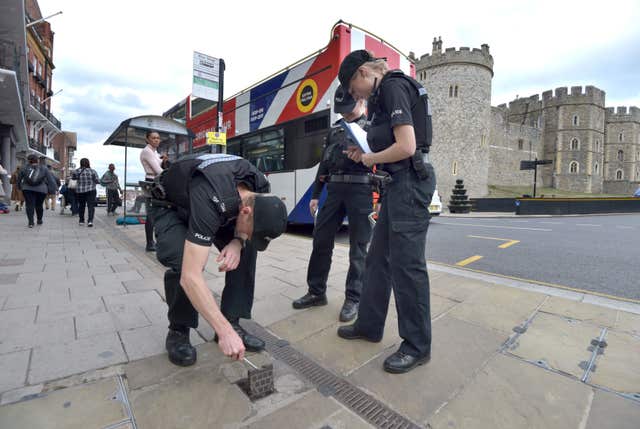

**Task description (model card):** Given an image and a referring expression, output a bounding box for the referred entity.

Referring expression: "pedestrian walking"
[150,153,287,365]
[101,163,123,216]
[72,158,100,227]
[9,166,24,211]
[44,165,61,210]
[337,50,437,374]
[292,85,373,322]
[18,154,49,227]
[139,130,166,251]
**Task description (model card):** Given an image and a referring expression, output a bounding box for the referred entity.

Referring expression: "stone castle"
[413,37,640,200]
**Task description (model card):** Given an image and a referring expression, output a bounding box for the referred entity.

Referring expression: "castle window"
[452,161,458,175]
[617,150,624,161]
[518,139,524,150]
[449,86,453,97]
[594,162,599,175]
[571,138,579,150]
[572,115,579,126]
[616,169,623,180]
[481,134,487,147]
[570,161,579,174]
[454,85,459,97]
[619,133,623,142]
[595,139,600,152]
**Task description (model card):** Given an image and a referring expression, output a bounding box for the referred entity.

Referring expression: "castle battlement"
[539,86,606,106]
[606,106,640,123]
[417,37,493,75]
[507,94,542,115]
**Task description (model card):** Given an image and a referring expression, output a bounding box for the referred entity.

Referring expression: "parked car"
[429,189,442,215]
[96,185,107,206]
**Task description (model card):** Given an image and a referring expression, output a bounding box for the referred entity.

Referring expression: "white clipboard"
[338,119,371,154]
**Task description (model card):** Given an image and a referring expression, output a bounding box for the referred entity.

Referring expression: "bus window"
[243,128,285,173]
[285,111,328,170]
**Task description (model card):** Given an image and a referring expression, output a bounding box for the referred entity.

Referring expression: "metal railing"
[29,92,62,130]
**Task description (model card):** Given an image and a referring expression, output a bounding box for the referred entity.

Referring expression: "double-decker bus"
[164,21,415,224]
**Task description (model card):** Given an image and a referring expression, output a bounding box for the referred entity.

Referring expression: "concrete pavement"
[0,207,639,428]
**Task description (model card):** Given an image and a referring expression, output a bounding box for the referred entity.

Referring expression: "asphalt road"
[288,214,640,302]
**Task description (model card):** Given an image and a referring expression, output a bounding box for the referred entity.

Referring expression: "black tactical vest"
[322,120,371,175]
[161,154,270,222]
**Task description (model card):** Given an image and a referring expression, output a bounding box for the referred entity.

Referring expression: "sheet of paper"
[339,119,372,153]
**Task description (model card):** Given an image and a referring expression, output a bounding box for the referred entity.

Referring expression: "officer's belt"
[326,174,375,185]
[149,199,177,210]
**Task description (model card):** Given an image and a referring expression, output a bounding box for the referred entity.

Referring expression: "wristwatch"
[233,235,247,249]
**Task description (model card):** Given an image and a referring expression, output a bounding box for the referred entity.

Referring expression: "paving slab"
[614,310,640,337]
[0,377,128,429]
[128,363,251,428]
[251,292,298,327]
[75,310,151,338]
[28,332,127,384]
[268,296,346,343]
[585,389,640,429]
[0,317,75,354]
[507,312,600,378]
[4,290,70,310]
[348,315,504,423]
[589,330,640,394]
[540,296,618,327]
[0,350,30,393]
[118,323,203,361]
[36,297,106,322]
[448,284,547,334]
[427,353,594,429]
[429,274,491,302]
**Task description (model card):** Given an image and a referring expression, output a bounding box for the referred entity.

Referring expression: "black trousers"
[23,190,46,225]
[107,189,119,213]
[144,197,155,247]
[151,206,258,331]
[354,166,436,357]
[307,182,372,302]
[77,190,96,223]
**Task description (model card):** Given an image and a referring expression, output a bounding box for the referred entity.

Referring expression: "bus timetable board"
[164,22,414,224]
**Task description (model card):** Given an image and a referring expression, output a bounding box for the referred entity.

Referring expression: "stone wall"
[603,180,640,195]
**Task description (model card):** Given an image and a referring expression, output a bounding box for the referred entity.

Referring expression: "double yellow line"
[455,235,520,266]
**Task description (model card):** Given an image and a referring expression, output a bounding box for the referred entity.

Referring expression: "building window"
[594,162,599,175]
[570,138,579,150]
[617,150,624,161]
[449,85,453,97]
[573,115,579,126]
[481,134,487,147]
[616,169,623,180]
[595,139,600,152]
[619,133,623,142]
[570,161,579,174]
[454,85,459,97]
[518,139,524,150]
[452,161,458,175]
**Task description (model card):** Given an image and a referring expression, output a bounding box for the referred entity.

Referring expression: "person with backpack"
[72,158,100,227]
[18,154,49,227]
[336,50,436,374]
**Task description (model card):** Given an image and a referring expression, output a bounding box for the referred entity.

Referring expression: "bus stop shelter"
[103,115,193,221]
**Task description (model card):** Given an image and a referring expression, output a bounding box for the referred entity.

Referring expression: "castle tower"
[415,38,494,201]
[540,86,606,193]
[604,106,640,193]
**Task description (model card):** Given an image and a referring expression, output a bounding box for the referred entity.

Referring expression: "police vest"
[322,121,371,175]
[367,70,432,154]
[161,154,270,222]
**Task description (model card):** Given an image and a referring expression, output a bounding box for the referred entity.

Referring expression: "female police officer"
[336,50,436,374]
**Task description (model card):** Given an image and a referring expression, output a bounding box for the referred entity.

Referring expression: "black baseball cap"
[251,194,288,251]
[338,50,375,89]
[333,85,357,114]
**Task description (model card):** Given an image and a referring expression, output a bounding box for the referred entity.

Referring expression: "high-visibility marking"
[437,222,551,232]
[467,235,520,249]
[456,255,483,266]
[577,223,601,227]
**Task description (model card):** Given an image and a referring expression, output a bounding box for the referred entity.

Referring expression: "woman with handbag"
[72,158,100,227]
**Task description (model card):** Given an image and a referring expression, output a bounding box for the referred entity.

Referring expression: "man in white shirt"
[139,130,165,251]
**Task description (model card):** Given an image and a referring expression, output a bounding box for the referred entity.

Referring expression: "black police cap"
[333,85,357,114]
[251,194,288,251]
[338,50,374,89]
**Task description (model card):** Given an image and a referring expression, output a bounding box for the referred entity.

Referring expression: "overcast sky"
[39,0,640,181]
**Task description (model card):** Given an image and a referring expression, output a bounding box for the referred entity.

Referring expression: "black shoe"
[165,330,197,367]
[337,324,382,342]
[146,243,156,252]
[292,293,328,309]
[87,222,93,227]
[383,350,431,374]
[37,220,43,225]
[79,220,84,225]
[28,224,34,228]
[339,300,359,322]
[214,322,265,352]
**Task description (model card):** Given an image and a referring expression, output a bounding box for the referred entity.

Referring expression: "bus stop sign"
[207,131,226,146]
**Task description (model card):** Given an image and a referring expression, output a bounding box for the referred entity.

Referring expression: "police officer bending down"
[337,50,437,374]
[292,85,373,322]
[151,154,287,365]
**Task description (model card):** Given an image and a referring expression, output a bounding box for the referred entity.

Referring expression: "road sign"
[193,52,220,101]
[206,131,226,146]
[520,159,552,170]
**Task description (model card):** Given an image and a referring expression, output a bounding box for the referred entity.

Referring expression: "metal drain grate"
[243,321,422,429]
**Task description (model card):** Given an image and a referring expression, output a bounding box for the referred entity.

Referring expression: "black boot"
[339,300,358,322]
[292,292,328,309]
[337,324,382,343]
[214,321,265,352]
[166,329,197,366]
[383,350,430,374]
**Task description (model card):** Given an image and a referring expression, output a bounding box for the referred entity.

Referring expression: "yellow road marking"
[428,260,640,305]
[456,255,483,266]
[467,235,520,249]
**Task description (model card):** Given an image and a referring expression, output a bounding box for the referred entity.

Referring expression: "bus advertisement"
[165,21,415,224]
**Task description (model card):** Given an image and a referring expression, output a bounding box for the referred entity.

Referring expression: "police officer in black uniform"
[336,50,437,374]
[150,153,287,365]
[292,85,373,322]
